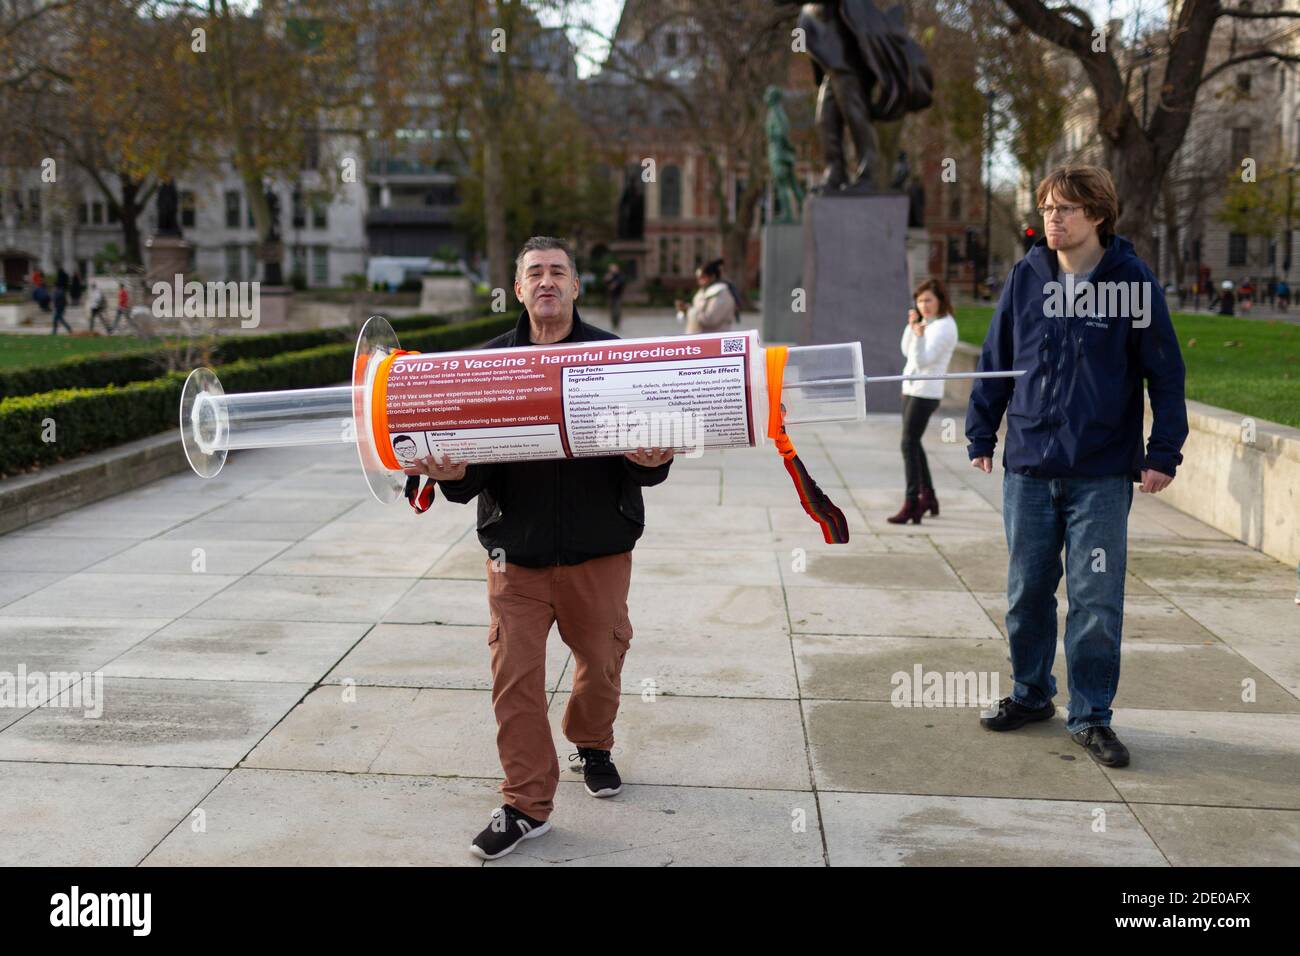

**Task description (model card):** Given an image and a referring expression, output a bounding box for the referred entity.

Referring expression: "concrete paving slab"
[1128,543,1298,594]
[1098,708,1300,809]
[200,496,358,525]
[1170,595,1300,697]
[1130,804,1300,866]
[188,574,415,623]
[0,535,131,573]
[794,634,1010,701]
[780,552,965,590]
[382,578,490,626]
[629,548,782,587]
[159,519,324,541]
[0,677,309,768]
[0,616,168,675]
[323,622,570,692]
[548,693,810,792]
[9,512,194,539]
[804,700,1121,800]
[973,592,1221,644]
[85,538,290,575]
[0,571,238,619]
[141,769,499,866]
[0,761,225,866]
[242,685,501,778]
[788,586,1000,638]
[0,572,67,607]
[557,625,798,699]
[491,780,824,867]
[102,619,369,683]
[254,536,453,578]
[627,583,788,632]
[821,792,1167,866]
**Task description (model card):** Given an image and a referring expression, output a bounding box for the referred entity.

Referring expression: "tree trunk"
[483,129,510,294]
[1162,178,1184,291]
[117,174,144,267]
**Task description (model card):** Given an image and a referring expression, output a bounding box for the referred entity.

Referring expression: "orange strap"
[765,345,796,459]
[372,349,421,470]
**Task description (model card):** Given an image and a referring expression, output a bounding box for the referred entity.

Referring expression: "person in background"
[1218,280,1235,316]
[51,283,72,334]
[1239,276,1254,313]
[70,271,85,306]
[1278,278,1290,312]
[111,281,130,332]
[887,277,958,525]
[603,262,625,330]
[675,259,737,334]
[87,283,108,333]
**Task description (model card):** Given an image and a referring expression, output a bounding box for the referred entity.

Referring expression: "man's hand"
[626,447,674,468]
[403,452,468,482]
[971,457,992,474]
[1139,468,1174,494]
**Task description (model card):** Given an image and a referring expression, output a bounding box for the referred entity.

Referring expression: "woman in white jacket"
[676,259,738,334]
[887,278,958,525]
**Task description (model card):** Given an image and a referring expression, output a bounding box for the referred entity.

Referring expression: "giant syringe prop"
[180,317,1022,512]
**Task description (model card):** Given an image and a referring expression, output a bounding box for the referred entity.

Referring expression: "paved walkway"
[0,312,1296,866]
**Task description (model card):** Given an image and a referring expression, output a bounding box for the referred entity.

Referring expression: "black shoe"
[569,747,623,797]
[1072,726,1131,768]
[980,695,1055,731]
[469,804,551,860]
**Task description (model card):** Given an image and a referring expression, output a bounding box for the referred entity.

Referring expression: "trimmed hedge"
[0,311,460,401]
[0,313,515,477]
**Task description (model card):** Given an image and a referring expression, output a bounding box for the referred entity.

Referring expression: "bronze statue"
[777,0,933,194]
[616,164,645,240]
[765,86,805,222]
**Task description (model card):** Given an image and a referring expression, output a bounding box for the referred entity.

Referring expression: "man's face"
[515,249,578,324]
[1042,189,1103,252]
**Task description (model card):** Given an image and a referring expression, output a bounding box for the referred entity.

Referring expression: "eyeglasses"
[1037,203,1084,219]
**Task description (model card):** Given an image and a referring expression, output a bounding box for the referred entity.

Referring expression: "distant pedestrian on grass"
[111,282,130,332]
[51,284,72,334]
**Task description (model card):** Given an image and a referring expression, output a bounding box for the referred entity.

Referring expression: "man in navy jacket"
[966,164,1188,768]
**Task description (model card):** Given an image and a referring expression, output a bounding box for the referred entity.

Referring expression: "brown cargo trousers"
[485,550,633,822]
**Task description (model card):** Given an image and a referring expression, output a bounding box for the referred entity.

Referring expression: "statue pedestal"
[255,285,293,330]
[609,239,648,294]
[144,235,192,294]
[761,222,805,345]
[906,227,932,289]
[802,193,910,412]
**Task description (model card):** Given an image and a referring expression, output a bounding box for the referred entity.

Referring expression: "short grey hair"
[515,236,577,282]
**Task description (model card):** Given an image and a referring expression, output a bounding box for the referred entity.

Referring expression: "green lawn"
[953,307,1300,429]
[0,333,167,370]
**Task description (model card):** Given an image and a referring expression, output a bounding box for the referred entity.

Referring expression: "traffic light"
[1022,225,1038,252]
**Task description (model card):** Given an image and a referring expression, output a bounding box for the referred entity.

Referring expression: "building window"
[292,190,306,229]
[225,244,242,280]
[671,237,682,276]
[660,165,681,219]
[311,194,327,230]
[247,193,256,230]
[948,184,961,220]
[1228,232,1247,266]
[658,237,669,276]
[1236,73,1251,94]
[180,190,196,228]
[1231,126,1251,160]
[27,188,40,226]
[312,245,329,286]
[664,32,677,57]
[225,190,240,229]
[292,244,307,282]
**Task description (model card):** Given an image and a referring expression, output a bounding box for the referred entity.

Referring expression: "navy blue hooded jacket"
[965,234,1188,479]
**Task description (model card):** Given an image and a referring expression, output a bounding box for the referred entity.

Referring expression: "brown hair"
[913,277,953,317]
[1035,164,1120,244]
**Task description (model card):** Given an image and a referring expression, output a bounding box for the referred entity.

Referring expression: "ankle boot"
[886,496,923,525]
[918,486,939,517]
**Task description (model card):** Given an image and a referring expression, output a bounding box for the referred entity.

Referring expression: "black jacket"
[437,307,672,567]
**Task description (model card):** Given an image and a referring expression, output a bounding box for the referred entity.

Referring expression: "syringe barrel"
[189,385,355,453]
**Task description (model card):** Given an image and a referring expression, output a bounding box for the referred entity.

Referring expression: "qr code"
[721,337,746,354]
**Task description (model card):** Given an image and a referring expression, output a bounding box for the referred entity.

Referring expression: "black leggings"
[900,394,939,498]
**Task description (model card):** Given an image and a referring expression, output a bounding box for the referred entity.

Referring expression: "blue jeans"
[1002,471,1133,733]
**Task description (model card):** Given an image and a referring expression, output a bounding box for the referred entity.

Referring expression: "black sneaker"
[469,804,551,860]
[1072,726,1131,768]
[980,695,1055,731]
[569,747,623,797]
